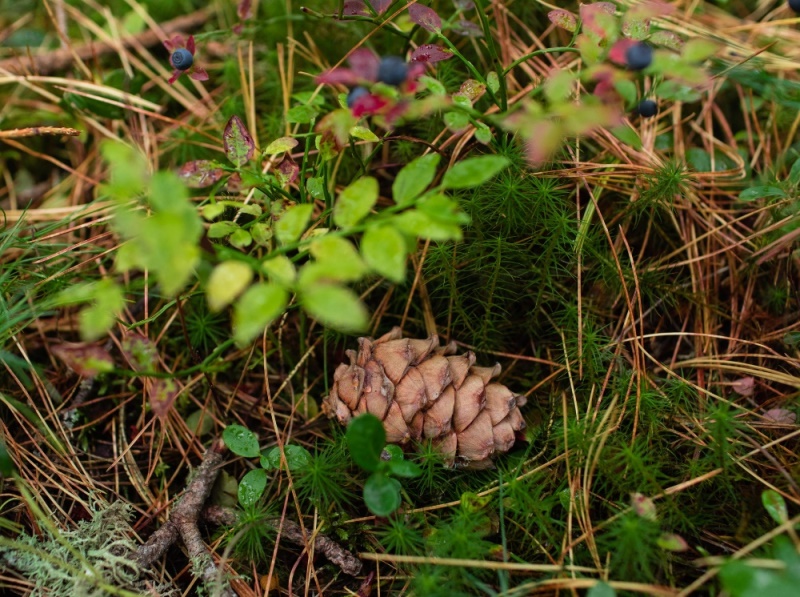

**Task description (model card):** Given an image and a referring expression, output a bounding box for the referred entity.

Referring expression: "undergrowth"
[1,0,799,596]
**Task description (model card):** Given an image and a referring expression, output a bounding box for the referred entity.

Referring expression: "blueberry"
[791,0,800,14]
[171,48,194,71]
[636,99,658,118]
[377,56,408,86]
[347,86,370,108]
[625,42,653,71]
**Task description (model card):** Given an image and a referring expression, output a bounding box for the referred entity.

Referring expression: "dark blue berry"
[377,56,408,86]
[347,86,370,108]
[171,48,193,71]
[625,43,653,71]
[636,99,657,118]
[790,0,800,14]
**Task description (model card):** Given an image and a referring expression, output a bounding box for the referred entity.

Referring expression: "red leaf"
[408,4,442,33]
[524,120,562,167]
[223,115,255,167]
[316,68,362,86]
[277,157,300,185]
[168,70,181,85]
[369,0,392,15]
[186,35,196,55]
[608,39,637,66]
[351,93,390,117]
[163,35,184,52]
[348,48,380,81]
[343,0,369,16]
[580,3,616,40]
[120,332,159,372]
[410,44,454,64]
[179,160,225,189]
[149,378,180,419]
[190,67,209,81]
[452,20,483,38]
[547,10,577,33]
[237,0,253,20]
[52,342,114,377]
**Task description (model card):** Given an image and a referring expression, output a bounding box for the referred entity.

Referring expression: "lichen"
[0,499,178,597]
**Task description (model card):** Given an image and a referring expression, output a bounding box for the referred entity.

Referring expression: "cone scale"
[323,328,527,467]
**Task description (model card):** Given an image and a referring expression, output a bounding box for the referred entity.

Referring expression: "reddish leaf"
[237,0,253,19]
[452,20,483,37]
[657,533,689,552]
[368,0,392,14]
[456,79,486,102]
[178,160,225,188]
[224,115,255,167]
[120,332,159,373]
[408,4,442,33]
[351,93,390,117]
[348,48,380,81]
[547,10,577,33]
[316,68,361,86]
[523,120,562,167]
[277,157,300,185]
[168,70,181,85]
[731,376,754,397]
[410,44,454,64]
[343,0,369,16]
[632,492,657,521]
[186,35,196,55]
[52,343,114,377]
[608,39,637,65]
[190,68,209,82]
[163,35,184,52]
[763,408,797,425]
[149,378,180,419]
[579,3,616,40]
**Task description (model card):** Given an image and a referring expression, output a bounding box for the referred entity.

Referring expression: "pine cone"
[323,327,527,467]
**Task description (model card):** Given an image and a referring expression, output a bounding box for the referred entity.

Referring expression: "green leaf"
[739,186,786,202]
[238,468,267,507]
[420,75,447,95]
[100,140,148,200]
[263,136,298,155]
[346,413,386,472]
[393,210,463,241]
[208,221,240,238]
[223,115,255,167]
[306,177,325,199]
[441,155,509,189]
[388,459,422,478]
[233,283,289,346]
[393,154,441,206]
[300,284,368,332]
[789,157,800,185]
[223,424,260,457]
[309,236,367,282]
[229,228,252,249]
[444,111,470,133]
[682,39,718,63]
[762,489,789,524]
[0,439,14,477]
[587,582,616,597]
[544,70,576,104]
[486,71,500,94]
[286,104,319,124]
[474,122,493,145]
[657,533,689,552]
[611,124,642,150]
[263,445,312,471]
[77,279,125,341]
[383,445,404,461]
[334,176,379,228]
[363,474,402,516]
[275,203,314,244]
[350,126,380,142]
[261,255,296,286]
[202,203,226,220]
[207,260,253,312]
[361,226,407,283]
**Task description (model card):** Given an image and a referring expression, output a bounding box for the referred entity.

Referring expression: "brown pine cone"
[322,327,527,467]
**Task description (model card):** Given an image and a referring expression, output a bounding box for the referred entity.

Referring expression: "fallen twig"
[0,9,210,75]
[133,439,235,597]
[203,504,363,577]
